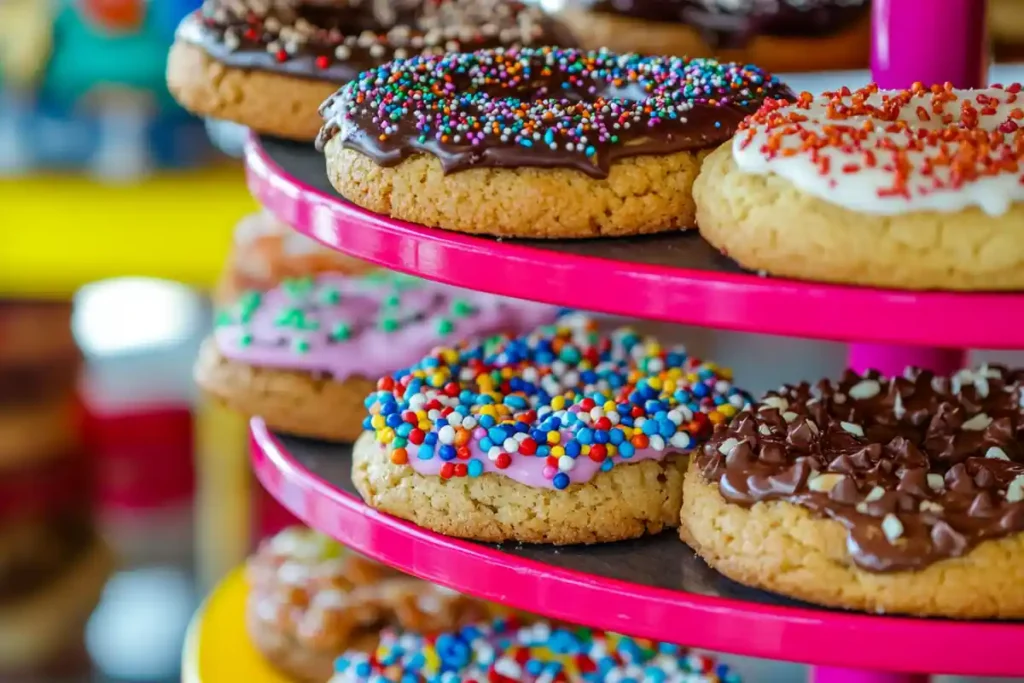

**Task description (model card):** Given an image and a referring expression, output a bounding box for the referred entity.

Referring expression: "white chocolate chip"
[807,473,844,493]
[975,376,991,398]
[758,423,773,436]
[761,396,788,411]
[961,413,992,431]
[881,514,904,543]
[927,473,945,491]
[717,437,739,455]
[893,392,906,420]
[919,500,944,513]
[807,420,820,435]
[840,421,865,437]
[855,502,869,514]
[782,411,799,423]
[865,486,885,502]
[833,393,847,404]
[1006,474,1024,503]
[985,446,1010,461]
[848,379,881,400]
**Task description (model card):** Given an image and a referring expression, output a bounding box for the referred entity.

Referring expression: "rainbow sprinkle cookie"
[317,47,791,238]
[363,318,748,489]
[330,617,742,683]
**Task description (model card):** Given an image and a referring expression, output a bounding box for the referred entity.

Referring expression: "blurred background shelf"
[1,165,254,298]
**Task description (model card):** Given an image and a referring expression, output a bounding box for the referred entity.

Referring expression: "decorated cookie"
[318,46,790,239]
[331,617,741,683]
[168,0,573,140]
[559,0,870,74]
[195,271,557,442]
[355,317,749,544]
[695,83,1024,290]
[246,526,487,682]
[216,211,375,303]
[682,366,1024,618]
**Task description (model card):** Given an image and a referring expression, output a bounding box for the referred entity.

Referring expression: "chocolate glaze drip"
[588,0,869,49]
[696,366,1024,572]
[319,49,793,178]
[177,0,573,84]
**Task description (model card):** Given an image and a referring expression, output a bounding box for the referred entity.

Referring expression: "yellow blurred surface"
[183,568,290,683]
[1,165,255,298]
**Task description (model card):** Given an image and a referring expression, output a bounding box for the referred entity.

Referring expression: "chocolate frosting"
[696,366,1024,572]
[319,47,792,178]
[586,0,869,48]
[176,0,574,84]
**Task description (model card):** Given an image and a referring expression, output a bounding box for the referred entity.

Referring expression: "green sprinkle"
[380,317,400,333]
[274,307,305,328]
[282,277,314,299]
[239,333,253,347]
[331,322,351,341]
[436,318,454,335]
[451,299,476,318]
[214,310,233,327]
[320,288,341,305]
[384,293,401,308]
[293,338,310,354]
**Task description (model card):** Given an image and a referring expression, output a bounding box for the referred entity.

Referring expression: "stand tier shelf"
[250,419,1024,681]
[182,569,290,683]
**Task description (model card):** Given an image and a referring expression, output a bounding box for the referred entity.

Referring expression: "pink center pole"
[846,0,987,380]
[835,0,986,678]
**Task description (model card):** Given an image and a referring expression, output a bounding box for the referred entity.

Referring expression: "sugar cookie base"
[324,137,705,239]
[352,432,685,544]
[557,9,870,73]
[694,143,1024,290]
[194,338,371,443]
[167,41,336,141]
[680,462,1024,618]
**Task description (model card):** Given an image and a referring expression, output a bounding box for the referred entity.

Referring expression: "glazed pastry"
[168,0,573,140]
[318,46,790,238]
[196,272,556,442]
[330,616,742,682]
[559,0,870,73]
[695,83,1024,290]
[355,317,750,544]
[682,366,1024,618]
[246,527,487,682]
[215,211,375,304]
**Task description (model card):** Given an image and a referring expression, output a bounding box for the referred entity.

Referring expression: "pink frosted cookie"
[354,318,751,544]
[195,271,556,442]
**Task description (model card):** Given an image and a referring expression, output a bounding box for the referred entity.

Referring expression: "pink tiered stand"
[246,1,1024,681]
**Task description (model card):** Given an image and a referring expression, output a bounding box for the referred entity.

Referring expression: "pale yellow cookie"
[352,432,685,545]
[324,138,706,239]
[694,142,1024,290]
[166,41,335,141]
[680,462,1024,619]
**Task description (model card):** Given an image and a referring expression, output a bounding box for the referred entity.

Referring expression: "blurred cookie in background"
[559,0,871,73]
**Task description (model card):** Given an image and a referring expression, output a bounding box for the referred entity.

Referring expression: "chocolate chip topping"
[696,366,1024,572]
[176,0,573,84]
[586,0,868,49]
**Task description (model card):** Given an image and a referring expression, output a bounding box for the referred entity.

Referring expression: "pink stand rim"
[245,136,1024,350]
[250,418,1024,677]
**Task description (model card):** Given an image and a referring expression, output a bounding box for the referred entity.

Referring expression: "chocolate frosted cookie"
[319,47,789,238]
[560,0,870,73]
[681,366,1024,618]
[168,0,573,140]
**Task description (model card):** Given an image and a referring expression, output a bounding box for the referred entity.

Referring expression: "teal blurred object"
[38,0,196,114]
[0,0,211,176]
